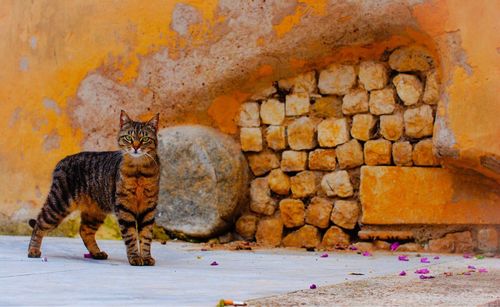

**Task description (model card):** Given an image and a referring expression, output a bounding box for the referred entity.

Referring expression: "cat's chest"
[117,163,159,209]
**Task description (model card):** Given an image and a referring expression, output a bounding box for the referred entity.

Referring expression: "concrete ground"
[0,236,498,306]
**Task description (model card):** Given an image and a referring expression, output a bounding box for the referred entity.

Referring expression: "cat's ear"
[147,113,160,131]
[120,110,131,127]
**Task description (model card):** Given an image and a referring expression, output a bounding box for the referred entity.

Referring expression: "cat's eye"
[123,135,133,143]
[141,137,150,143]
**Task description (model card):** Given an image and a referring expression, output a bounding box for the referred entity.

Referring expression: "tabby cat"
[28,110,161,266]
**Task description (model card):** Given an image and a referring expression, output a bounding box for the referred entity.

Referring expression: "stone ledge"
[360,166,500,225]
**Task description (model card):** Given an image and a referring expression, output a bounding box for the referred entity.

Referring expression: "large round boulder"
[156,125,249,239]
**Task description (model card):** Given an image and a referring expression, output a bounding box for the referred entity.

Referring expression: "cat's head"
[118,110,159,158]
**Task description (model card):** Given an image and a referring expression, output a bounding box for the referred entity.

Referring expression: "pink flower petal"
[309,284,317,289]
[420,257,430,263]
[201,248,208,251]
[362,251,372,257]
[42,257,47,262]
[399,271,407,276]
[320,253,329,258]
[419,275,435,279]
[415,268,430,274]
[463,271,472,275]
[84,253,92,259]
[479,268,488,273]
[433,256,440,260]
[398,255,409,261]
[467,265,476,270]
[210,261,219,266]
[463,253,473,259]
[390,242,400,252]
[349,246,358,251]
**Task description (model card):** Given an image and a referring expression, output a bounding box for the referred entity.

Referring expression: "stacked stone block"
[235,46,441,249]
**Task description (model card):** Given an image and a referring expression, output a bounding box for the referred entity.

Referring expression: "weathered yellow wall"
[0,0,498,235]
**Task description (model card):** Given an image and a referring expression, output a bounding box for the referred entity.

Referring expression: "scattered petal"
[349,246,358,251]
[362,251,372,257]
[42,257,47,262]
[479,268,488,273]
[398,255,409,261]
[415,268,430,274]
[444,272,453,277]
[419,275,435,279]
[463,253,473,259]
[210,261,219,266]
[433,256,440,260]
[420,257,430,263]
[399,271,407,276]
[390,242,400,252]
[463,271,472,275]
[201,248,208,251]
[309,284,317,289]
[320,253,329,258]
[84,253,92,259]
[467,265,476,270]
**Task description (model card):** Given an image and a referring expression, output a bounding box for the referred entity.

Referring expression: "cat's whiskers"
[143,152,159,169]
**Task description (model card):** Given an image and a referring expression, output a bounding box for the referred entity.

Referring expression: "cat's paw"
[142,256,155,266]
[128,256,144,266]
[28,248,41,258]
[92,251,108,260]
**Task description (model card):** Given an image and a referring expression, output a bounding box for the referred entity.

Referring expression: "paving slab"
[0,236,497,306]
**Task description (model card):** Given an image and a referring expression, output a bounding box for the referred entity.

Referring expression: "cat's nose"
[132,141,140,150]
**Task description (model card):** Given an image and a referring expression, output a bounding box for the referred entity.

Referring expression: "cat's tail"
[28,219,37,228]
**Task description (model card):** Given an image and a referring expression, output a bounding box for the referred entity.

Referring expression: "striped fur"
[28,110,160,266]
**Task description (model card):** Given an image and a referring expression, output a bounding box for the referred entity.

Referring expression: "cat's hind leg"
[80,201,108,260]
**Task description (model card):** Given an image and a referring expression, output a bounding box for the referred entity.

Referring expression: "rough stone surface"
[353,242,374,252]
[265,125,286,151]
[331,200,360,229]
[389,45,434,72]
[247,150,280,176]
[308,149,336,171]
[311,96,343,118]
[318,64,356,95]
[397,243,422,252]
[250,177,276,216]
[423,70,439,105]
[321,226,350,248]
[287,117,316,150]
[393,74,423,106]
[364,139,392,166]
[321,171,353,198]
[290,171,317,198]
[305,197,333,229]
[268,169,290,195]
[250,84,277,101]
[240,127,262,152]
[281,150,307,172]
[235,215,258,240]
[373,240,391,250]
[428,231,475,253]
[413,139,439,166]
[369,88,396,115]
[255,215,283,247]
[282,225,321,248]
[342,88,369,115]
[260,99,285,125]
[404,104,434,139]
[237,102,260,127]
[317,118,350,147]
[278,71,317,94]
[392,141,413,166]
[279,199,305,228]
[286,93,310,116]
[477,227,499,252]
[360,166,500,225]
[336,140,364,169]
[358,61,388,91]
[380,113,404,141]
[157,126,248,239]
[351,113,377,141]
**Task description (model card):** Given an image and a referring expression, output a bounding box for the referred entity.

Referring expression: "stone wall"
[233,45,499,253]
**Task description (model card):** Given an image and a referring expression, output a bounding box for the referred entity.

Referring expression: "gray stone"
[156,126,249,239]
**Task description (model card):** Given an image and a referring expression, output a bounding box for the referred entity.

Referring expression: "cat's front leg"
[115,203,142,266]
[138,205,156,266]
